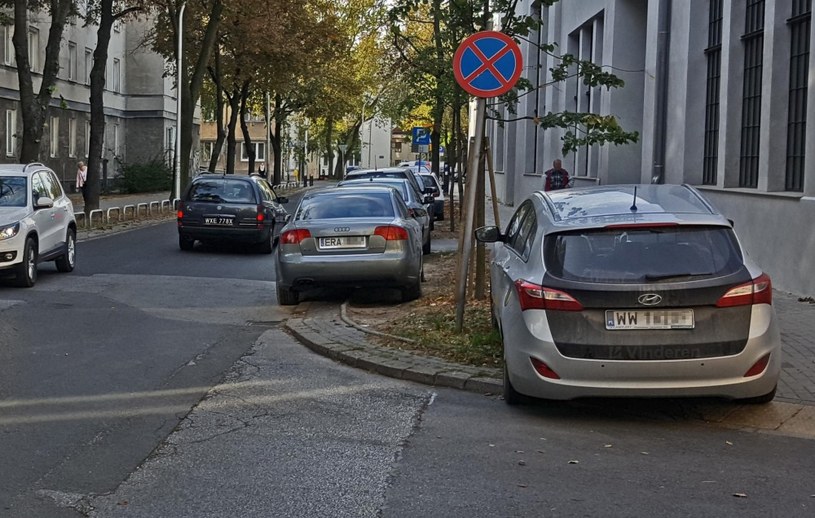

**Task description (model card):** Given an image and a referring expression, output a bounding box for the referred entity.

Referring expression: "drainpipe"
[651,0,671,184]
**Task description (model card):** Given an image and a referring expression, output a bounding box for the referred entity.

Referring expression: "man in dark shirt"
[544,159,570,191]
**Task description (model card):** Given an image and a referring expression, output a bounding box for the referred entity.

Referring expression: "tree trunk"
[271,93,285,185]
[238,80,254,173]
[12,0,72,162]
[224,89,241,175]
[325,115,334,179]
[86,0,115,214]
[208,50,225,172]
[430,0,444,175]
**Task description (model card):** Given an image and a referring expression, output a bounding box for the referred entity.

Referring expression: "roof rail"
[23,162,45,172]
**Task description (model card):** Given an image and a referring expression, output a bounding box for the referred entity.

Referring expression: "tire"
[503,362,522,406]
[55,228,76,273]
[430,218,435,231]
[739,384,777,404]
[276,285,299,306]
[15,237,37,288]
[401,274,422,302]
[179,234,194,251]
[258,229,274,254]
[422,235,431,255]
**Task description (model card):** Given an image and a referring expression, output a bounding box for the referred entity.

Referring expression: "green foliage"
[117,156,173,194]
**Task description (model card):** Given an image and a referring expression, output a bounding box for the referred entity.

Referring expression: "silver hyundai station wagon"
[476,184,781,405]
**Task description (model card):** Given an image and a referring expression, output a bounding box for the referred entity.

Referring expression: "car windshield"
[189,179,256,203]
[544,225,744,283]
[0,176,28,207]
[420,175,438,190]
[295,192,395,220]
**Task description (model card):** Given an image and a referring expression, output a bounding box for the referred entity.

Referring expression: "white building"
[488,0,814,296]
[360,116,392,169]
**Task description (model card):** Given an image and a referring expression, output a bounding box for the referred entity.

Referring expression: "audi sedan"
[275,186,423,305]
[177,174,289,253]
[476,184,781,405]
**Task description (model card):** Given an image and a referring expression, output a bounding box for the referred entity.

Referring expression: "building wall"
[360,116,392,169]
[488,0,815,296]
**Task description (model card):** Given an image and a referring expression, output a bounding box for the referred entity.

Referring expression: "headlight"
[0,222,20,240]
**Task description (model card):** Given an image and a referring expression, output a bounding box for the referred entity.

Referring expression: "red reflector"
[514,279,583,311]
[530,357,561,379]
[374,225,409,241]
[744,353,771,377]
[281,228,311,244]
[716,273,773,307]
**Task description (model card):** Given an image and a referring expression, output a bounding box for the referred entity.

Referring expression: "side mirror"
[34,196,54,209]
[475,225,503,243]
[277,196,289,204]
[728,218,735,228]
[423,195,435,204]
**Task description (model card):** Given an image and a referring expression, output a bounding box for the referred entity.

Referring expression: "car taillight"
[530,357,561,379]
[281,229,311,244]
[177,209,184,219]
[514,279,583,311]
[374,225,409,241]
[743,353,771,377]
[256,205,265,222]
[716,273,772,307]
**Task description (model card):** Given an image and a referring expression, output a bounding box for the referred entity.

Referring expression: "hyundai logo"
[638,294,663,306]
[334,227,350,232]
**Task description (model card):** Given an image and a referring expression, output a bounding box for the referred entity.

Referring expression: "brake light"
[281,229,311,244]
[716,273,772,307]
[256,205,265,222]
[514,279,583,311]
[530,357,561,379]
[374,225,409,241]
[177,209,184,219]
[743,353,771,377]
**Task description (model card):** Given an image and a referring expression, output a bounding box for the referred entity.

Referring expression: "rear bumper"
[433,200,444,219]
[179,224,269,244]
[502,304,782,401]
[277,249,420,290]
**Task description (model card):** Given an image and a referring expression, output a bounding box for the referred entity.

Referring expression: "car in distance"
[344,167,431,199]
[0,163,77,287]
[177,174,289,253]
[476,184,781,405]
[418,172,445,221]
[275,186,423,305]
[338,177,433,254]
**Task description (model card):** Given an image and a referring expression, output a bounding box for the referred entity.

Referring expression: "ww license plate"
[605,309,694,330]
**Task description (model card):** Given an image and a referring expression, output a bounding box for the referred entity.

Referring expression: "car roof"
[346,167,410,175]
[309,185,398,196]
[0,163,51,176]
[538,184,729,229]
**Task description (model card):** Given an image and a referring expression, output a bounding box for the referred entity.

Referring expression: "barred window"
[739,0,766,188]
[703,0,723,185]
[786,0,811,192]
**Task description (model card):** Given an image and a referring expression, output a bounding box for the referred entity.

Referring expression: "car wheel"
[276,285,299,306]
[422,235,431,255]
[401,269,422,302]
[430,218,435,231]
[503,361,522,406]
[55,228,76,273]
[258,230,274,254]
[739,384,777,404]
[179,234,194,251]
[15,237,37,287]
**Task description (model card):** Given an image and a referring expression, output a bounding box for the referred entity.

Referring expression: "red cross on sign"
[453,31,523,98]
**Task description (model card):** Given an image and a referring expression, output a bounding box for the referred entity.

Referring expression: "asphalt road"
[2,191,815,517]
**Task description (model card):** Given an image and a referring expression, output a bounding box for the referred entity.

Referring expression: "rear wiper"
[645,272,715,282]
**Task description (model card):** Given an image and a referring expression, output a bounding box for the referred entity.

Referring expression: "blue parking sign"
[412,127,431,146]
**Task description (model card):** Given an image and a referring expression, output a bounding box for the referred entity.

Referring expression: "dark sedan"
[177,174,289,253]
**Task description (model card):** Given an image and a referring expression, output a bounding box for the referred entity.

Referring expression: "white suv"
[0,163,77,287]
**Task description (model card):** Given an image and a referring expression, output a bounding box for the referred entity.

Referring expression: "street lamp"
[338,144,348,180]
[174,1,186,204]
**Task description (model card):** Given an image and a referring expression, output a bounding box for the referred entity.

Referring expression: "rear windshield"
[0,176,27,207]
[342,181,408,200]
[188,179,256,203]
[420,175,438,190]
[545,226,744,283]
[295,192,395,220]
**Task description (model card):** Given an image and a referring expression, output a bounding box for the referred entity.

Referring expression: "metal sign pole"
[454,97,486,332]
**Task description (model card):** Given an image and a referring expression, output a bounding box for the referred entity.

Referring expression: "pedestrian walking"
[543,159,570,191]
[76,161,88,200]
[258,163,267,180]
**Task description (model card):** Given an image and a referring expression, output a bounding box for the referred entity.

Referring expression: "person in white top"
[76,161,88,199]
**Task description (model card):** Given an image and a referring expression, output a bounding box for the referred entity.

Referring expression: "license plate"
[319,236,366,249]
[605,309,694,330]
[204,217,233,226]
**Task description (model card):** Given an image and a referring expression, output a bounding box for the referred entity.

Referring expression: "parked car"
[476,184,781,405]
[418,172,445,221]
[338,177,433,254]
[344,167,432,200]
[177,174,289,253]
[0,163,77,287]
[275,186,423,305]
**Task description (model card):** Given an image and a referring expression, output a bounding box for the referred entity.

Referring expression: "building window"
[85,48,92,85]
[739,0,765,188]
[28,27,39,72]
[5,109,16,157]
[3,26,14,66]
[68,118,77,157]
[68,41,77,81]
[703,0,723,185]
[241,142,266,162]
[786,0,811,192]
[112,58,120,92]
[50,116,59,158]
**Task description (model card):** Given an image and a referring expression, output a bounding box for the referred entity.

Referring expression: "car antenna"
[630,186,638,212]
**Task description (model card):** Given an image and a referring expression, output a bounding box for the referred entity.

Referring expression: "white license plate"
[605,309,695,330]
[319,236,366,249]
[204,217,234,226]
